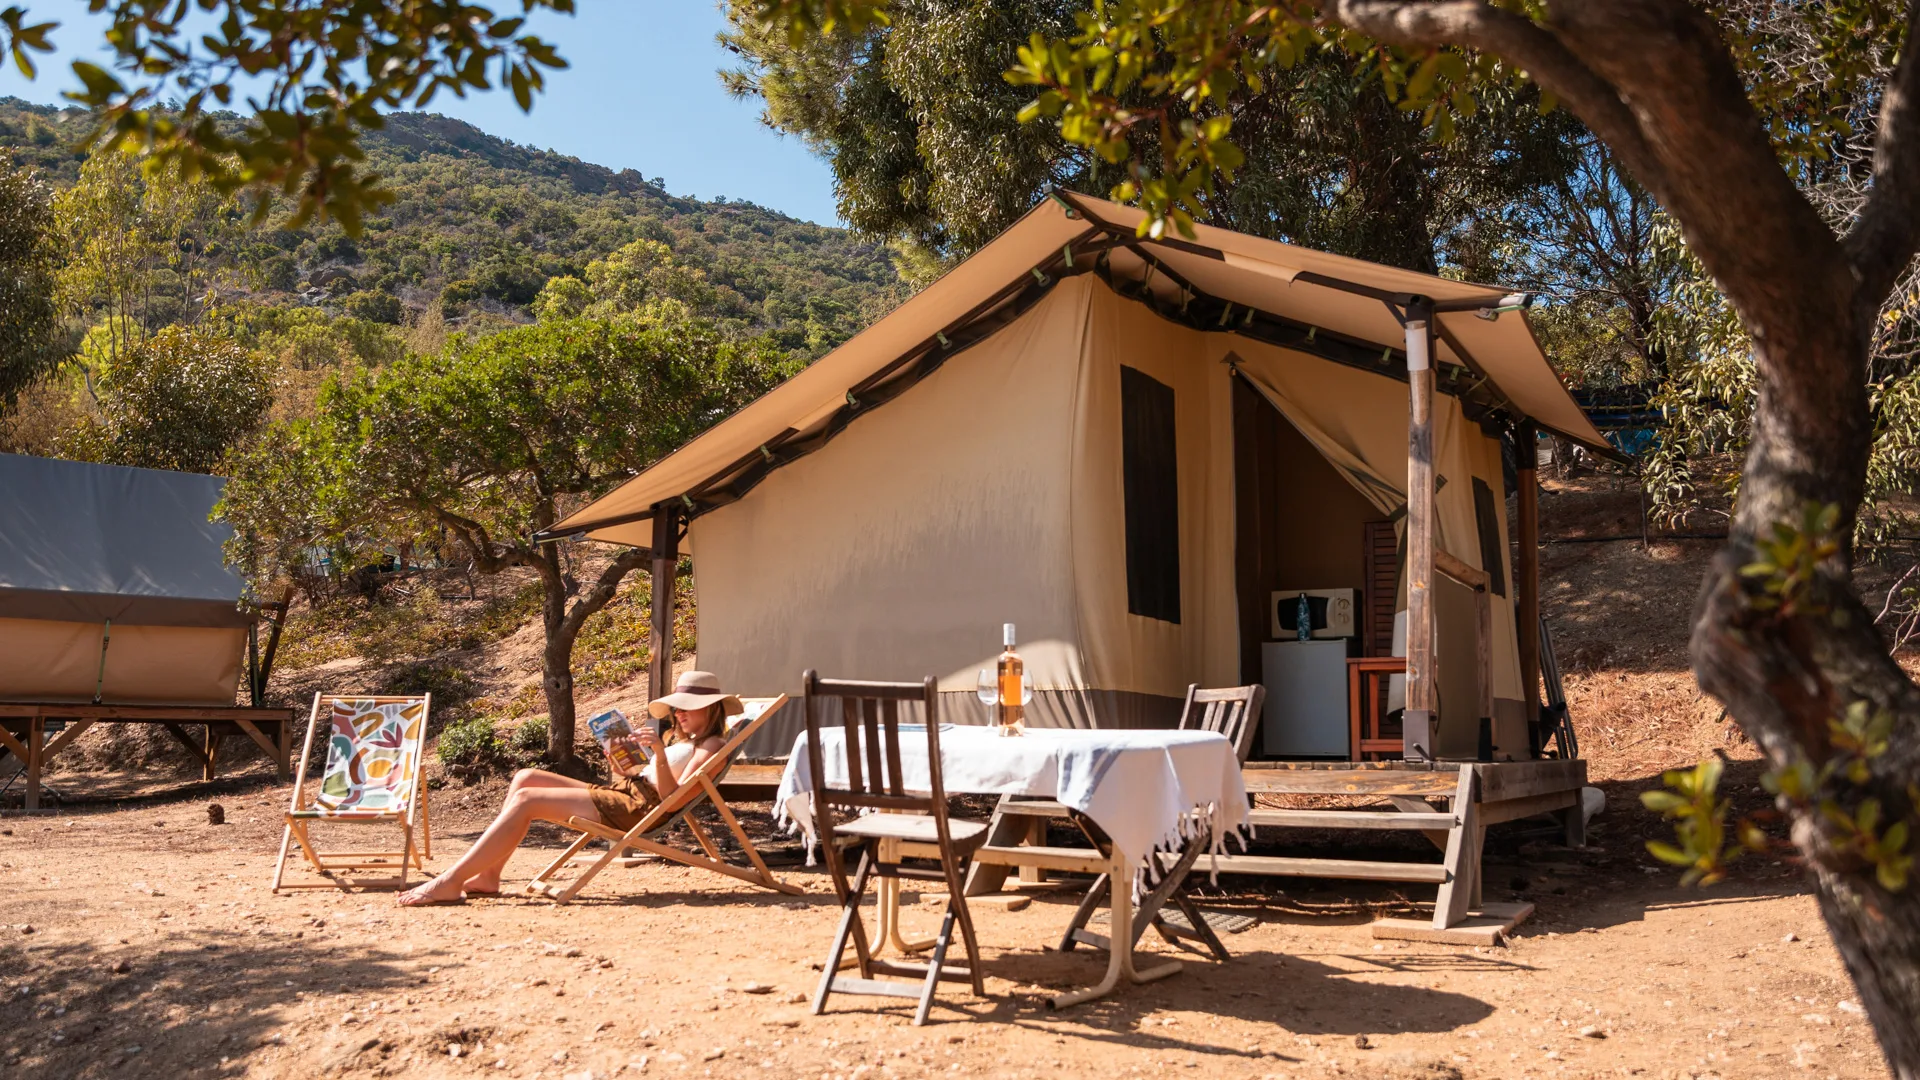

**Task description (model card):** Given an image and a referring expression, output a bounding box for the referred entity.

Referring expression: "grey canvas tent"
[0,454,295,808]
[0,453,253,703]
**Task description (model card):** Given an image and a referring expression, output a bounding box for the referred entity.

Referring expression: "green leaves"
[998,1,1543,239]
[1641,758,1738,886]
[10,2,576,234]
[219,311,797,597]
[0,5,53,79]
[1738,501,1843,618]
[752,0,890,49]
[0,163,62,407]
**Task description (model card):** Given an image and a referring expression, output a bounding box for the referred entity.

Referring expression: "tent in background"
[0,454,295,808]
[547,193,1606,761]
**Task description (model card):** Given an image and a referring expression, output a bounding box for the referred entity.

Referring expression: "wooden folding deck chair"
[524,694,801,903]
[272,694,432,892]
[965,683,1265,960]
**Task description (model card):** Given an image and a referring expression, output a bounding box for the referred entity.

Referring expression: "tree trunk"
[538,547,579,768]
[1690,304,1920,1075]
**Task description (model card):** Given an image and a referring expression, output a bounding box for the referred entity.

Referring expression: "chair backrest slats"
[802,670,951,843]
[862,697,886,794]
[1177,683,1266,763]
[881,697,904,796]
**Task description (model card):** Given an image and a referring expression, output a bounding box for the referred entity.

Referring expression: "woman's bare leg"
[399,770,601,905]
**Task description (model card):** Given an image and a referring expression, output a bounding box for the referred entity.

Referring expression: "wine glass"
[976,669,998,724]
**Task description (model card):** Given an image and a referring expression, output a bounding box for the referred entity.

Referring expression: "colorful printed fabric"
[312,698,427,815]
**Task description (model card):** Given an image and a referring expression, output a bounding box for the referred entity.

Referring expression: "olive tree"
[221,315,795,766]
[965,0,1920,1067]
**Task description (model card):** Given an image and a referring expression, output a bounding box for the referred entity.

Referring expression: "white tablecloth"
[774,725,1249,875]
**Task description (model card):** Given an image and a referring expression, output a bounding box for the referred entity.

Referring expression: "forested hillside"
[0,97,903,352]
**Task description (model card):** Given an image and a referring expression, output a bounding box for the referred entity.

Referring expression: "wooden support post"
[204,724,222,782]
[1433,765,1480,929]
[248,624,261,708]
[254,588,292,706]
[1515,421,1543,754]
[1404,301,1436,761]
[26,716,43,811]
[648,504,681,729]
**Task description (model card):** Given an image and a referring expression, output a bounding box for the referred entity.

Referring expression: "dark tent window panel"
[1472,477,1508,597]
[1121,365,1181,623]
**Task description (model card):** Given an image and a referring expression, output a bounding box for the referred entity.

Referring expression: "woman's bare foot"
[396,874,466,906]
[461,872,502,896]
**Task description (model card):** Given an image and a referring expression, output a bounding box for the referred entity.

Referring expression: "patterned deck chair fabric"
[525,694,801,903]
[272,694,433,892]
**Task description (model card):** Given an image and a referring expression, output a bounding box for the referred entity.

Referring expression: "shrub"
[437,715,509,775]
[510,715,550,757]
[343,290,403,325]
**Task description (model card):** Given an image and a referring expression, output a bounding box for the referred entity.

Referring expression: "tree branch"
[1844,0,1920,304]
[1327,1,1671,199]
[559,547,652,642]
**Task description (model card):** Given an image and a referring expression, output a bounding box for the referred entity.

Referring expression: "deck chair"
[965,683,1265,959]
[804,671,987,1027]
[271,694,432,892]
[523,694,801,903]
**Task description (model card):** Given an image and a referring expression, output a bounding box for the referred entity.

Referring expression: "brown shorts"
[587,774,661,832]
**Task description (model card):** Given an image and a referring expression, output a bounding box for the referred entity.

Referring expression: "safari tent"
[545,192,1608,762]
[0,453,294,807]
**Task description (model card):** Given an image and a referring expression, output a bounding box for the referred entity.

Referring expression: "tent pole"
[256,587,293,705]
[648,504,681,732]
[248,623,262,708]
[1403,301,1436,761]
[92,619,112,706]
[1515,421,1544,755]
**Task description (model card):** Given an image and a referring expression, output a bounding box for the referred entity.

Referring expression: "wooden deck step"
[1247,808,1454,830]
[1172,853,1449,883]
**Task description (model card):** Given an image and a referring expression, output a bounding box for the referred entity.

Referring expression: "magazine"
[587,708,648,777]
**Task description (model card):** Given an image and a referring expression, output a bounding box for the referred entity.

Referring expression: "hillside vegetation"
[0,97,904,351]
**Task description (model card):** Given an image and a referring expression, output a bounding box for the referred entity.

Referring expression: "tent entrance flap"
[1231,376,1396,758]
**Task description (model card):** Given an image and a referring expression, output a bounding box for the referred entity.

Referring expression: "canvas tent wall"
[547,193,1607,758]
[0,454,251,705]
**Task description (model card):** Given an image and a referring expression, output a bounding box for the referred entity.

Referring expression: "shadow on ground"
[2,928,446,1080]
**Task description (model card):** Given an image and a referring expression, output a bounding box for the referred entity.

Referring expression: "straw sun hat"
[647,670,745,720]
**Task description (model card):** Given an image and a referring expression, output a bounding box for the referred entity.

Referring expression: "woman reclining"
[398,671,740,906]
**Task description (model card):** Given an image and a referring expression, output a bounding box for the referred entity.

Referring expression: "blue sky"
[0,2,844,225]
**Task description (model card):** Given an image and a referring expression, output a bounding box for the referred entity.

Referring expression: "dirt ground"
[0,761,1889,1080]
[0,471,1903,1079]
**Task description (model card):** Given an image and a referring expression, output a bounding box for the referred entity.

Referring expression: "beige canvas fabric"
[0,618,245,705]
[553,193,1603,544]
[1068,280,1240,698]
[692,277,1092,700]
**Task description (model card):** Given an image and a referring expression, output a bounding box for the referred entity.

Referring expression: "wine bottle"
[997,622,1025,731]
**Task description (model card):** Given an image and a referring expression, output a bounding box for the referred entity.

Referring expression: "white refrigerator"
[1261,640,1350,758]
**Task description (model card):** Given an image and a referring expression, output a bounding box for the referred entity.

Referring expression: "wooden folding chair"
[271,694,432,892]
[524,695,802,903]
[803,671,987,1026]
[966,683,1265,958]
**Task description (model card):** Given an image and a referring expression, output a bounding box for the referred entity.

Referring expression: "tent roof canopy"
[549,191,1609,549]
[0,453,253,628]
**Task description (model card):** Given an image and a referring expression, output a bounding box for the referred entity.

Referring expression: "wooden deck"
[1,702,299,810]
[732,756,1587,937]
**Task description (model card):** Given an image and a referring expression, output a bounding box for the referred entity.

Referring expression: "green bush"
[510,715,549,757]
[437,715,509,774]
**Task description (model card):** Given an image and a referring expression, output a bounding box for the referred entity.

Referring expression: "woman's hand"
[633,726,665,757]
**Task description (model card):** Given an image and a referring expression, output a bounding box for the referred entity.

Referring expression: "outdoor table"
[774,723,1249,1008]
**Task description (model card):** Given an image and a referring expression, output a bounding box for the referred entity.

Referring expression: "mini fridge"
[1261,640,1350,758]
